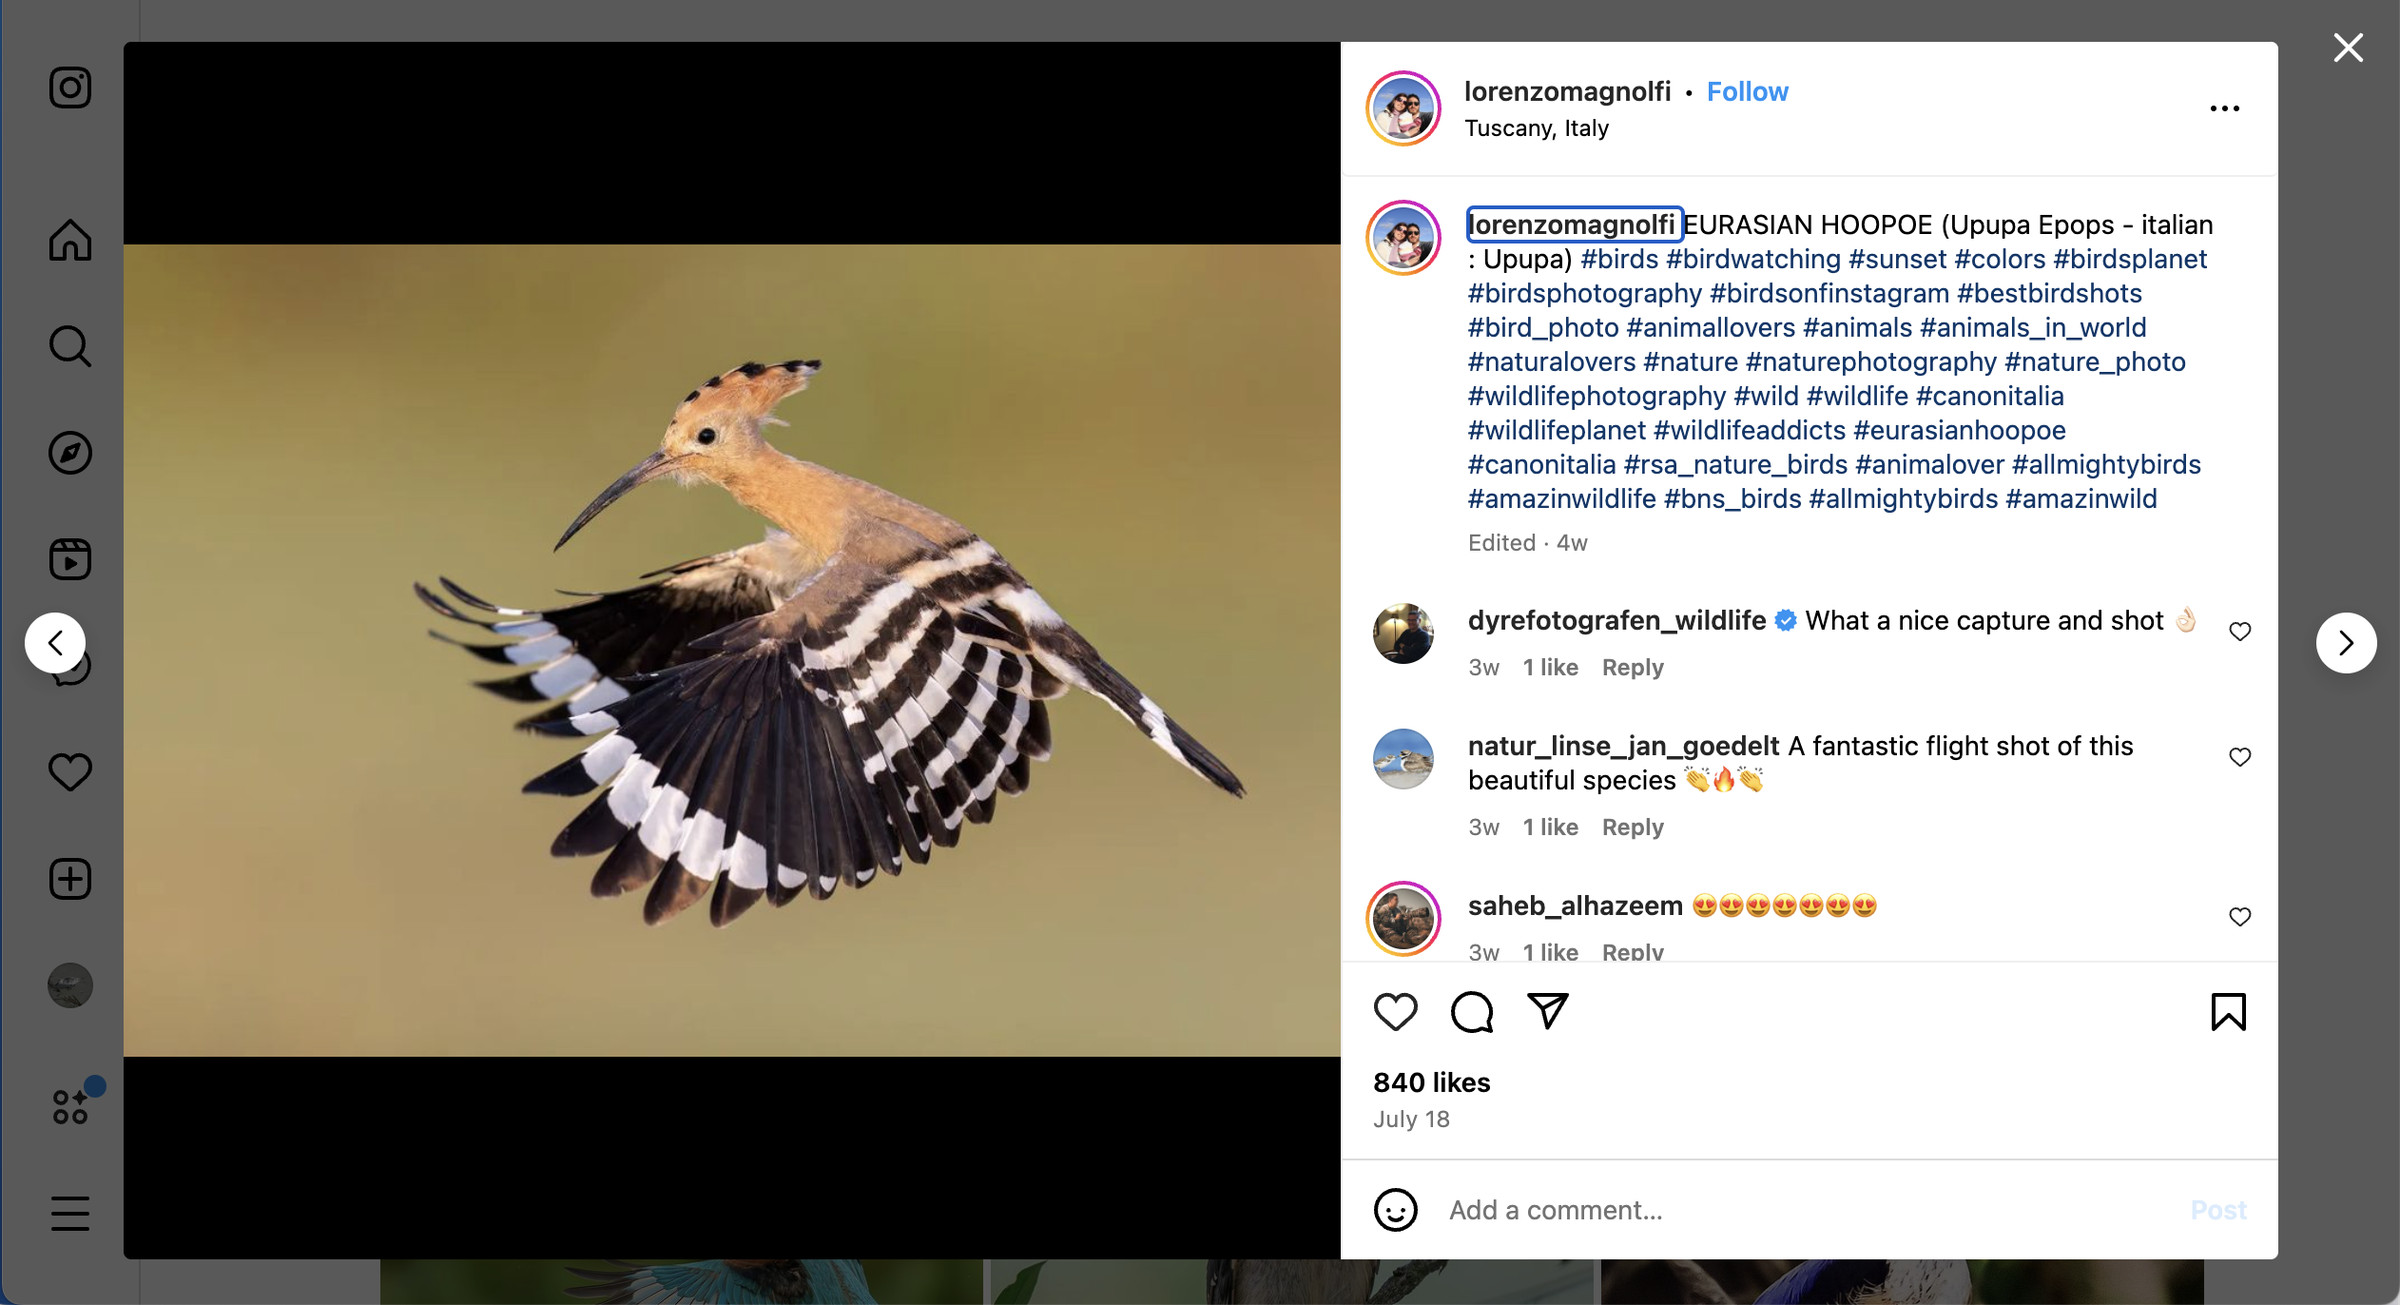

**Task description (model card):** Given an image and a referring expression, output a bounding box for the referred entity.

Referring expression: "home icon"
[50,219,91,262]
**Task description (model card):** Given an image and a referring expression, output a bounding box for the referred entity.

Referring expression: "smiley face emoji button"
[1853,892,1877,918]
[1745,893,1771,918]
[1693,893,1717,917]
[1799,893,1823,917]
[1773,893,1797,918]
[1720,892,1744,919]
[1825,893,1850,917]
[1374,1187,1419,1232]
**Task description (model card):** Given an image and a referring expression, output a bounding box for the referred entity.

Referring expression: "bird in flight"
[418,360,1242,927]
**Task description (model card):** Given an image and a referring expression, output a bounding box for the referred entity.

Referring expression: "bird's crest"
[672,359,820,425]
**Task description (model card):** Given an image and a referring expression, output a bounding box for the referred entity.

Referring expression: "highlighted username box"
[1464,204,1687,244]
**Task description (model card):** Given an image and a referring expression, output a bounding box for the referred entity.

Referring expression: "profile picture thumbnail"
[1366,71,1440,144]
[47,961,94,1010]
[1368,202,1439,275]
[1368,882,1439,955]
[1373,602,1435,665]
[1373,728,1435,788]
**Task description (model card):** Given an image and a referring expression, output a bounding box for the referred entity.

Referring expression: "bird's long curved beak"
[555,450,682,550]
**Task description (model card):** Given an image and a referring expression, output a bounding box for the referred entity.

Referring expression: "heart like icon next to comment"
[48,753,92,791]
[2228,747,2252,767]
[2228,622,2252,641]
[2229,907,2252,927]
[1374,993,1417,1031]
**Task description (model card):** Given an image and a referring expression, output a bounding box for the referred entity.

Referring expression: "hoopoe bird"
[417,360,1243,928]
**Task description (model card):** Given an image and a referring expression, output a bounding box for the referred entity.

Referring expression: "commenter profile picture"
[1373,727,1434,788]
[1369,881,1439,955]
[1368,201,1439,275]
[1366,71,1439,144]
[1374,602,1434,664]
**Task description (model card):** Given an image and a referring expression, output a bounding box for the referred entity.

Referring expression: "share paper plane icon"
[1527,993,1569,1030]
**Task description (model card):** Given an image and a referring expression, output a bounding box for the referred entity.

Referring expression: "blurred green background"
[382,1259,978,1303]
[125,246,1334,1055]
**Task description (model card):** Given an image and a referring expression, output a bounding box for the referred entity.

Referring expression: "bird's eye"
[696,428,716,445]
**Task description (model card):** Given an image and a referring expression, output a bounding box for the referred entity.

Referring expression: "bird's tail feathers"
[1031,628,1245,797]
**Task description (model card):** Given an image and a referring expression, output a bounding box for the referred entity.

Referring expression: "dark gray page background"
[2,3,2391,1303]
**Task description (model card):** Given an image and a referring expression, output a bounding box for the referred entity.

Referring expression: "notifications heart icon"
[48,752,91,791]
[1374,992,1418,1031]
[2228,747,2252,767]
[2228,622,2252,641]
[2229,907,2252,926]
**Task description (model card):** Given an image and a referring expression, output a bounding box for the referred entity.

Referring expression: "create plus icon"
[50,858,92,901]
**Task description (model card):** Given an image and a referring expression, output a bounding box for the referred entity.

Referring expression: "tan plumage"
[418,360,1242,927]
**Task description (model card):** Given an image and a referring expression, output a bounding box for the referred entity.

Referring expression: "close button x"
[2336,33,2364,62]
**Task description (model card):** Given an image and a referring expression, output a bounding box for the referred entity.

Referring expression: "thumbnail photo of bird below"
[987,1259,1589,1304]
[382,1258,978,1304]
[125,245,1332,1056]
[1598,1259,2200,1304]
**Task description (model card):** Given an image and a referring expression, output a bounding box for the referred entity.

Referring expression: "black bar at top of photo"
[126,1055,1336,1256]
[125,42,1335,244]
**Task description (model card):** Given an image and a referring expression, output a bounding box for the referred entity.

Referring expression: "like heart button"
[1374,993,1418,1031]
[48,753,92,791]
[2228,907,2252,927]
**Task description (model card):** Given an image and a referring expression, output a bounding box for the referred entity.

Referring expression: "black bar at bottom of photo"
[126,1056,1335,1258]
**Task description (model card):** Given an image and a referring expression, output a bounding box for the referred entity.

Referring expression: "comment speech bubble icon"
[1450,990,1494,1033]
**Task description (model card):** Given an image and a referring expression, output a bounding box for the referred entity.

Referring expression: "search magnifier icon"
[51,326,91,367]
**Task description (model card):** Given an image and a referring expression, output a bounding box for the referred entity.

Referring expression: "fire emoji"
[1713,766,1735,792]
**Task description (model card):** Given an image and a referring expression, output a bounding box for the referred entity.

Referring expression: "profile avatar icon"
[1372,728,1435,789]
[1368,881,1439,956]
[1366,72,1440,145]
[47,962,94,1010]
[1367,202,1440,275]
[1374,602,1435,665]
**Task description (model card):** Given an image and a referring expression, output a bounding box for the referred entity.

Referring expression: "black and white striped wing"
[415,533,815,729]
[925,542,1248,798]
[517,548,1056,926]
